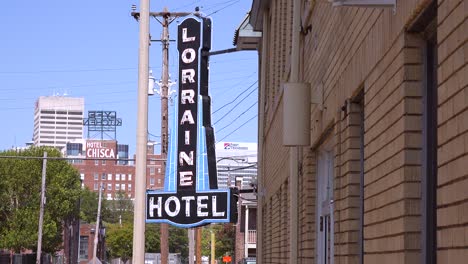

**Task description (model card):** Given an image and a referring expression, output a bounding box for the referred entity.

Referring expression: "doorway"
[316,145,334,264]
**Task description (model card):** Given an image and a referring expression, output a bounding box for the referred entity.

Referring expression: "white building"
[33,96,84,150]
[215,142,257,189]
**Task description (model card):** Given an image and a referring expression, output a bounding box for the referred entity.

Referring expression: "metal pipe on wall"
[289,0,302,262]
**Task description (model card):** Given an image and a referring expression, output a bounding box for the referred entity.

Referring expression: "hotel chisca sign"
[146,16,237,228]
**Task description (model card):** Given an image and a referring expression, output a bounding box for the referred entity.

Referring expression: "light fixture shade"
[283,82,311,146]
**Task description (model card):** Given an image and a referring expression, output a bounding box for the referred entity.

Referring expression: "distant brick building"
[245,0,468,263]
[66,140,164,264]
[67,140,164,199]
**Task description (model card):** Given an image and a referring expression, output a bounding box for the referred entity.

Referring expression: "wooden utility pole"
[152,8,192,264]
[211,230,215,264]
[131,8,196,263]
[36,152,47,264]
[159,9,170,264]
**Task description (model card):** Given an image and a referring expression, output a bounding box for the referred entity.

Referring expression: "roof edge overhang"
[249,0,270,31]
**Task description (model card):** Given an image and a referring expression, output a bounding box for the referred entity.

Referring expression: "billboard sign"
[86,141,116,159]
[146,16,237,228]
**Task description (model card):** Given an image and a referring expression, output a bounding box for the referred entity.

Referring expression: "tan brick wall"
[257,0,467,263]
[363,32,424,263]
[299,149,317,263]
[334,103,362,264]
[436,0,468,262]
[261,181,290,264]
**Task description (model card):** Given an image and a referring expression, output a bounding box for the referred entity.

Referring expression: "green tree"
[106,223,167,261]
[105,191,134,224]
[168,226,188,259]
[0,147,81,253]
[145,224,160,253]
[79,187,100,223]
[106,222,133,263]
[215,224,235,259]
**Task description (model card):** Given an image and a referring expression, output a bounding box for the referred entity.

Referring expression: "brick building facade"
[68,140,164,199]
[247,0,467,263]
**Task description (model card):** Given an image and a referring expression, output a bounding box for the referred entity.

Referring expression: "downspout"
[256,10,269,264]
[290,0,302,262]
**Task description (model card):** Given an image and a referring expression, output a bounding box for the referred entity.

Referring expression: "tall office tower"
[215,142,258,189]
[33,96,84,150]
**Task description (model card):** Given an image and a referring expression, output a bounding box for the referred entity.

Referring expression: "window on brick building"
[101,173,106,180]
[107,183,112,190]
[94,173,99,181]
[121,184,126,190]
[128,184,132,191]
[116,174,120,181]
[150,167,155,175]
[107,174,112,181]
[150,177,155,186]
[128,174,132,181]
[94,183,98,190]
[79,236,89,260]
[122,174,126,181]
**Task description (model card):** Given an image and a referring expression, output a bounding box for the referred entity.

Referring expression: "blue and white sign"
[146,16,237,228]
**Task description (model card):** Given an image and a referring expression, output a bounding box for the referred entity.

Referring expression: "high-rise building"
[33,96,84,150]
[215,142,257,189]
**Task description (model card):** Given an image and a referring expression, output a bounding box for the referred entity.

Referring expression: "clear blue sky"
[0,0,258,154]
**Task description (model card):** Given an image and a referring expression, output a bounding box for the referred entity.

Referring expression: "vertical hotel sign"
[146,16,237,228]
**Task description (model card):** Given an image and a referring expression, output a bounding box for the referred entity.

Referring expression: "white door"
[316,148,334,264]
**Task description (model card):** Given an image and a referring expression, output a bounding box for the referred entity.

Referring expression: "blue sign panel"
[146,16,237,228]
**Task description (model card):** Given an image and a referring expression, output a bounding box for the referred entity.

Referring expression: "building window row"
[92,173,131,182]
[94,183,131,192]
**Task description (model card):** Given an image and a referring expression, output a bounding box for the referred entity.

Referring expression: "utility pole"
[196,227,202,264]
[150,8,191,264]
[132,7,196,263]
[188,229,195,264]
[132,0,150,264]
[92,183,104,264]
[211,230,215,264]
[36,152,47,264]
[159,10,170,264]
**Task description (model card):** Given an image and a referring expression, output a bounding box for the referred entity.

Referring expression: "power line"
[213,87,257,125]
[0,81,136,93]
[216,101,257,133]
[0,67,140,74]
[172,0,201,11]
[209,58,257,64]
[0,99,135,111]
[213,81,257,114]
[206,0,240,16]
[200,0,238,10]
[216,114,257,143]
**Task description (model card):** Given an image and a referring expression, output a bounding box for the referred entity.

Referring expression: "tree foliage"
[106,223,133,263]
[0,147,81,253]
[200,224,235,260]
[168,226,188,259]
[79,187,100,223]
